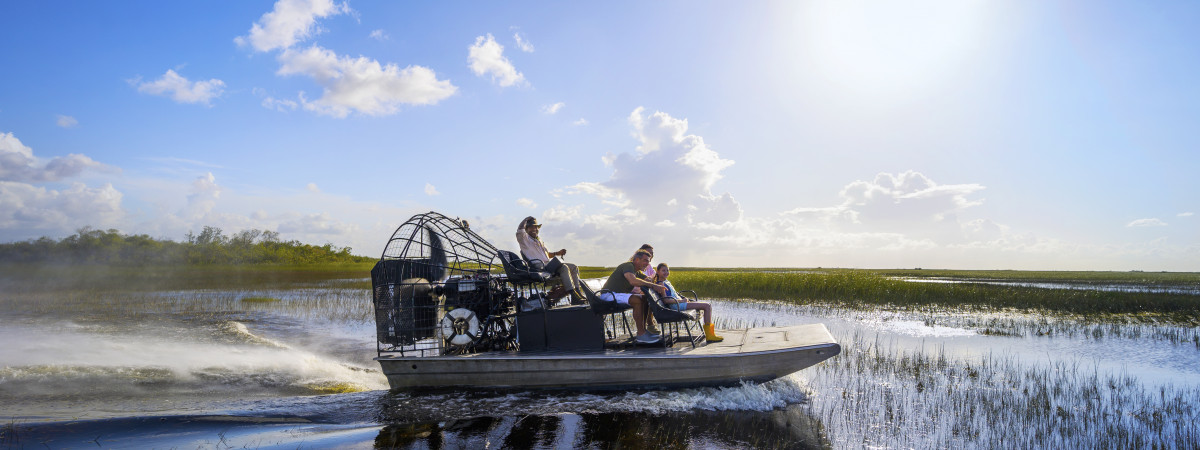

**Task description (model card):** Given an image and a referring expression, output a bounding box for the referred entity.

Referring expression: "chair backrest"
[580,282,630,315]
[644,288,692,324]
[496,250,550,284]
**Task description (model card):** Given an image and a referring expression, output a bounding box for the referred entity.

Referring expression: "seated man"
[516,216,585,304]
[600,249,666,344]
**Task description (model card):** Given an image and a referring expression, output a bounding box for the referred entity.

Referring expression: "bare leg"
[629,295,647,335]
[688,303,713,326]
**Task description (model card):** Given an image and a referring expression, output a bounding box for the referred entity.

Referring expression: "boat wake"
[0,321,388,407]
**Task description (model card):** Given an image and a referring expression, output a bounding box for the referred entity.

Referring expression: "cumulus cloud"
[541,102,564,114]
[782,170,986,244]
[1127,218,1167,227]
[306,183,320,193]
[1178,212,1194,217]
[236,0,350,52]
[1,132,111,183]
[513,32,535,52]
[578,107,740,226]
[0,132,124,236]
[276,45,457,117]
[134,70,225,106]
[424,183,439,196]
[468,34,526,87]
[369,29,388,41]
[56,115,78,128]
[574,118,589,126]
[0,181,123,233]
[517,198,537,209]
[183,172,221,220]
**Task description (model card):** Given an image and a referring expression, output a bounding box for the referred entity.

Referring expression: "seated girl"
[653,263,723,343]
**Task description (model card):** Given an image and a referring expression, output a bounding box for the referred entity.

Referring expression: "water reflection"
[374,408,829,449]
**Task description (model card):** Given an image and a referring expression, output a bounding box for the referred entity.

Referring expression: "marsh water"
[3,276,1199,448]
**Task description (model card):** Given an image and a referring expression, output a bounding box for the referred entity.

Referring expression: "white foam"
[0,323,388,395]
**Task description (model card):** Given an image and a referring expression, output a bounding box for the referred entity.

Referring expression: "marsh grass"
[806,330,1200,448]
[240,296,281,303]
[665,269,1200,325]
[0,262,374,294]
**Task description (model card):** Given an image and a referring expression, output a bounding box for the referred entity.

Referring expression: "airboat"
[371,212,840,390]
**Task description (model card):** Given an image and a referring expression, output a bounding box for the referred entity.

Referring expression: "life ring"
[440,308,480,347]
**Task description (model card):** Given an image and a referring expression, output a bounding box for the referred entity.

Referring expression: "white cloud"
[0,181,123,233]
[1178,212,1194,217]
[574,107,739,226]
[517,197,537,209]
[1127,218,1167,227]
[277,45,457,117]
[278,212,358,235]
[573,118,589,126]
[468,34,526,87]
[306,183,320,193]
[183,172,221,220]
[541,102,565,114]
[424,183,439,196]
[56,115,78,128]
[513,32,535,52]
[135,70,225,106]
[369,29,388,41]
[262,96,299,112]
[236,0,351,52]
[1,132,111,183]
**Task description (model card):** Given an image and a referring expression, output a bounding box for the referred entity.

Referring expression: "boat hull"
[376,323,840,390]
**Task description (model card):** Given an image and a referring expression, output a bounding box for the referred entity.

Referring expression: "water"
[3,279,1198,448]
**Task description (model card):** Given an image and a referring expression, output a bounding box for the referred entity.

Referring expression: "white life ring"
[440,308,480,347]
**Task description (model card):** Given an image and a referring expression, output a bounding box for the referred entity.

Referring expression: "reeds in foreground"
[804,330,1200,448]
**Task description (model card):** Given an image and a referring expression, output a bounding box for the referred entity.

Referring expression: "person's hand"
[632,286,643,295]
[652,284,667,295]
[557,249,567,257]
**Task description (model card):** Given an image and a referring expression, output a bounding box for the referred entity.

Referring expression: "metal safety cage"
[371,212,516,357]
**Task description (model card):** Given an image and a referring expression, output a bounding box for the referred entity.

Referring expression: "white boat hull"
[376,323,840,390]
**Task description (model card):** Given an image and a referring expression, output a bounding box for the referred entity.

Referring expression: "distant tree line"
[0,226,373,265]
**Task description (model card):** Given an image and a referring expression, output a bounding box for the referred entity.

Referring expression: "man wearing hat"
[516,216,585,304]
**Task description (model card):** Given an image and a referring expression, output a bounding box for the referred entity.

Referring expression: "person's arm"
[624,272,666,295]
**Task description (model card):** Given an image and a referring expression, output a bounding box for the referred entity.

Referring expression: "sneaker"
[634,333,662,344]
[646,324,661,335]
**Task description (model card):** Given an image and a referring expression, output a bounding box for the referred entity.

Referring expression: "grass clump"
[240,296,281,303]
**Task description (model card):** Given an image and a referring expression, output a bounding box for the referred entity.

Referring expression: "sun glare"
[795,0,992,103]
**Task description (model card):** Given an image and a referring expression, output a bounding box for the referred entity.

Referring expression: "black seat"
[580,282,633,341]
[497,250,552,284]
[644,289,702,348]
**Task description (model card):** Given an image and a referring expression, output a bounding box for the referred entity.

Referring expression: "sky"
[1,1,1197,271]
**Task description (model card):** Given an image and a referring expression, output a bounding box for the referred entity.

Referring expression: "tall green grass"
[665,270,1200,324]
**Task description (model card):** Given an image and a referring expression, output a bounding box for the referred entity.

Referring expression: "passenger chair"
[644,289,703,348]
[579,282,634,342]
[496,250,554,308]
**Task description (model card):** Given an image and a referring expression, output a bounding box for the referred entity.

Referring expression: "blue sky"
[1,1,1196,270]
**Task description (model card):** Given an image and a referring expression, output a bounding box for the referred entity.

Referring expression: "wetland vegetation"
[1,234,1198,447]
